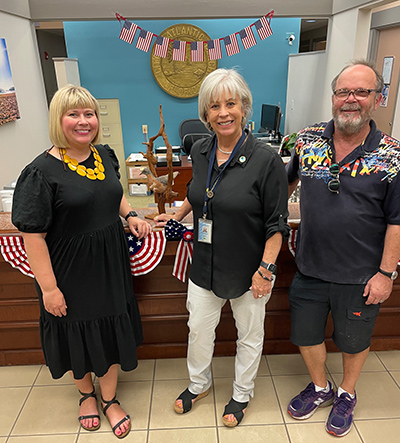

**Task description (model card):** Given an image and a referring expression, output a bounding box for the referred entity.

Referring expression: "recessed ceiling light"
[305,20,316,23]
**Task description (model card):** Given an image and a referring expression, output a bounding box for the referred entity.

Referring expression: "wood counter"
[1,208,399,366]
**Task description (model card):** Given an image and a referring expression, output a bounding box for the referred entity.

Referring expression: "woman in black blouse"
[155,69,289,427]
[12,85,151,439]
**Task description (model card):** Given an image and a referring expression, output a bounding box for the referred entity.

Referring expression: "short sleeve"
[11,165,54,233]
[103,144,121,180]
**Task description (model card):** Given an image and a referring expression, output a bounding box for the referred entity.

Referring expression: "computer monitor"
[260,104,281,135]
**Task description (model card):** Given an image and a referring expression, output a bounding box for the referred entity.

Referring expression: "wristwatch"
[378,267,398,280]
[260,261,277,274]
[125,210,138,221]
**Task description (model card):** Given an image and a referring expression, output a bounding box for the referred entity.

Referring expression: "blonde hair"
[49,85,101,148]
[198,68,253,131]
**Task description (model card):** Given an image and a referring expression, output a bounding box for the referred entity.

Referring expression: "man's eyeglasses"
[333,88,380,101]
[328,163,340,194]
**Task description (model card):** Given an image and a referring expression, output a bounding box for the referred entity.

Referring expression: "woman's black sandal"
[78,388,101,431]
[222,398,248,427]
[174,387,210,414]
[101,395,131,439]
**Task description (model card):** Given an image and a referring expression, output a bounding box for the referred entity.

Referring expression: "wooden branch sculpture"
[139,105,178,217]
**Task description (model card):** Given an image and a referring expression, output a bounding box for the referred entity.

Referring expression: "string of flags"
[116,11,274,61]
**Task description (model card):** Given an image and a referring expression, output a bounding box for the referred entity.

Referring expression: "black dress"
[12,144,143,379]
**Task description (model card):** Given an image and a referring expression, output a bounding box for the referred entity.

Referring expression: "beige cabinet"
[97,99,128,192]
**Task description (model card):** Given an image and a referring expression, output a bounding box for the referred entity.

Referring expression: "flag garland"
[115,11,274,59]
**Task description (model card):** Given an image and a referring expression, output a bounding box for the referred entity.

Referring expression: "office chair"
[179,119,212,155]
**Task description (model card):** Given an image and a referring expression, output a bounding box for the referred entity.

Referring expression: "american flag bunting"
[0,236,34,278]
[126,231,166,276]
[239,26,257,50]
[207,39,222,60]
[190,41,204,62]
[223,34,240,56]
[172,40,187,61]
[136,29,154,52]
[153,35,170,58]
[254,15,273,40]
[119,20,138,44]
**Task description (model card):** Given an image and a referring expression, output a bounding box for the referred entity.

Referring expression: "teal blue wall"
[64,18,300,157]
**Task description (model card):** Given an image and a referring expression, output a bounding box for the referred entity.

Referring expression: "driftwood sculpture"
[139,105,178,217]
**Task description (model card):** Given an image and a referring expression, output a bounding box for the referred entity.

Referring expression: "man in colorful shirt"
[286,60,400,437]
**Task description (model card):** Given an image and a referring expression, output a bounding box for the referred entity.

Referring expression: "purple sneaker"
[325,391,357,437]
[288,381,334,420]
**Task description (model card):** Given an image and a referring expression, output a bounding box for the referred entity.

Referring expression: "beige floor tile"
[267,354,309,376]
[118,359,155,382]
[214,377,283,426]
[218,424,289,443]
[391,371,400,386]
[376,350,400,371]
[148,427,217,442]
[0,387,30,435]
[0,365,41,388]
[326,351,386,374]
[34,366,75,386]
[273,375,334,423]
[149,379,215,429]
[9,435,77,443]
[154,358,188,380]
[287,422,363,442]
[12,385,79,435]
[331,372,400,419]
[355,418,400,442]
[212,356,270,378]
[0,438,6,443]
[78,429,147,442]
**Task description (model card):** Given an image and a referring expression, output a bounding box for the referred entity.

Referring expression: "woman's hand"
[250,270,273,300]
[154,213,174,227]
[127,216,152,239]
[42,287,67,317]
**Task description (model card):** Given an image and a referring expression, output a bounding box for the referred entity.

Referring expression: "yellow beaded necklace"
[59,144,106,181]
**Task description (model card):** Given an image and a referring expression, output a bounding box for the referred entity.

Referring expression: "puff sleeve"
[103,144,121,180]
[11,165,54,233]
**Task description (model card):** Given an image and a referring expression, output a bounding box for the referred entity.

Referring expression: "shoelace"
[300,384,318,400]
[333,395,353,417]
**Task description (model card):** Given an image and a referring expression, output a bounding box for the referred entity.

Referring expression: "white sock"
[338,386,355,399]
[314,381,330,392]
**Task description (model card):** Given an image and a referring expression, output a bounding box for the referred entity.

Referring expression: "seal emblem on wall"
[151,24,218,98]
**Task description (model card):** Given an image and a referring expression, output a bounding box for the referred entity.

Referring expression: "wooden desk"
[155,156,192,202]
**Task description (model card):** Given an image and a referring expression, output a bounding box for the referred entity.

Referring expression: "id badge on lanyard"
[198,218,213,244]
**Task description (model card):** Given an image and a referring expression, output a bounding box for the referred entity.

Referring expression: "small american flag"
[223,34,240,57]
[126,231,166,276]
[254,15,273,40]
[172,40,187,61]
[153,35,169,58]
[136,29,154,52]
[207,39,222,60]
[119,20,138,44]
[190,41,204,62]
[239,26,257,50]
[0,236,34,278]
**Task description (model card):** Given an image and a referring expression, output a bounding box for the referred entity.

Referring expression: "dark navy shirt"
[286,120,400,284]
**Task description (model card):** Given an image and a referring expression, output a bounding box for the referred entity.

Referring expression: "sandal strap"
[78,414,100,421]
[177,388,199,413]
[79,388,97,406]
[111,414,130,434]
[101,395,120,415]
[223,398,248,425]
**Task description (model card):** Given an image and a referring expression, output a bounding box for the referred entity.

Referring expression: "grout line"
[269,368,293,443]
[145,359,157,441]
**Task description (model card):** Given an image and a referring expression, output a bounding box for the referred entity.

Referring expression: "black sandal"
[78,388,101,431]
[174,387,210,414]
[101,395,131,439]
[222,398,248,427]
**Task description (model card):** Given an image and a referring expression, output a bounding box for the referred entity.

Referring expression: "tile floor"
[1,351,400,442]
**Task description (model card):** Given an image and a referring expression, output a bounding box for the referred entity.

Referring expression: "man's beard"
[332,102,374,135]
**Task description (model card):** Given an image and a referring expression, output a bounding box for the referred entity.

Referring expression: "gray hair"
[331,59,384,94]
[198,68,253,131]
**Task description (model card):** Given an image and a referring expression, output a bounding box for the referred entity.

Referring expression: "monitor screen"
[260,104,281,133]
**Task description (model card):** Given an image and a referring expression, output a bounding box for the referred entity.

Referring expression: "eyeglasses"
[333,88,380,101]
[328,163,340,194]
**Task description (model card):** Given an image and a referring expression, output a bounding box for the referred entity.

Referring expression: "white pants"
[186,278,274,403]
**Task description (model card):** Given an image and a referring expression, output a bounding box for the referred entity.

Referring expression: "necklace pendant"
[207,190,214,198]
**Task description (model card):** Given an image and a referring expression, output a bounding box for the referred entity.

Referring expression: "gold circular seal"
[151,24,218,98]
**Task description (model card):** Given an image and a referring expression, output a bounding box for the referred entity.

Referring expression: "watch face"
[393,271,398,280]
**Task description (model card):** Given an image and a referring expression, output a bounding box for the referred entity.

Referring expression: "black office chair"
[179,119,212,155]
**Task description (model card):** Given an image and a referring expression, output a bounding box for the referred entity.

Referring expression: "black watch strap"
[260,261,277,274]
[125,210,138,221]
[378,267,398,280]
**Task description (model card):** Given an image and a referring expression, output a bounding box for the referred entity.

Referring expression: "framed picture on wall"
[0,38,20,126]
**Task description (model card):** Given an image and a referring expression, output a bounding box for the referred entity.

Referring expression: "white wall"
[0,10,49,189]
